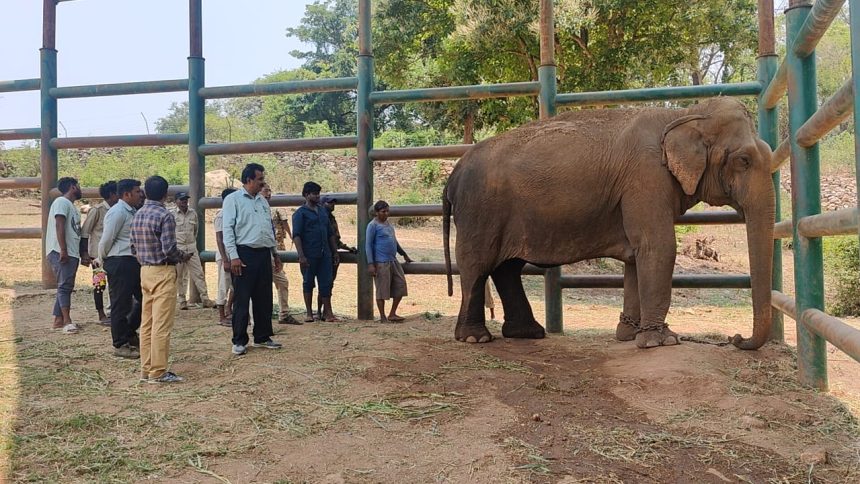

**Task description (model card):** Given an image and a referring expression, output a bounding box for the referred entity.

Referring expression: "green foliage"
[414,159,444,188]
[0,144,40,177]
[303,121,335,139]
[675,224,699,244]
[819,129,856,173]
[824,236,860,317]
[65,147,188,188]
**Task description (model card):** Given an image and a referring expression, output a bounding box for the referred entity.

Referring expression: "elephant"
[442,97,774,349]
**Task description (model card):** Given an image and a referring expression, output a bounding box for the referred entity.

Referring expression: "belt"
[238,245,272,252]
[142,261,176,266]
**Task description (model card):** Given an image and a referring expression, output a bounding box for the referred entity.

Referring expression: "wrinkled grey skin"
[443,97,775,349]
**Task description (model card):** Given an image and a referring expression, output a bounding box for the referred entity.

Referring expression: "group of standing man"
[44,162,414,383]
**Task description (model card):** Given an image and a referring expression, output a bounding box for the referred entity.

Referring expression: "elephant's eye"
[735,155,751,170]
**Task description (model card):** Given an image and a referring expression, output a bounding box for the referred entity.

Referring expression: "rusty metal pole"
[851,0,860,251]
[356,0,375,319]
[539,0,562,333]
[40,0,58,289]
[757,0,783,342]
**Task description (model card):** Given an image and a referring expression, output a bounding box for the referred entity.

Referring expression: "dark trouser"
[47,250,79,318]
[94,290,104,312]
[231,246,274,346]
[301,254,334,297]
[104,256,142,348]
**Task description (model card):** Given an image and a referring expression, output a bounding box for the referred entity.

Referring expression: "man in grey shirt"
[222,163,283,355]
[99,179,145,359]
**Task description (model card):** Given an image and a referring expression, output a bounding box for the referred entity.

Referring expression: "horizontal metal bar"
[198,136,357,156]
[772,290,797,320]
[198,192,358,210]
[200,250,360,264]
[794,0,847,58]
[0,177,40,190]
[0,128,41,141]
[802,308,860,364]
[771,138,791,172]
[382,205,743,223]
[774,220,794,239]
[797,207,858,238]
[0,227,41,239]
[50,184,189,199]
[199,77,358,99]
[370,82,541,105]
[762,61,788,110]
[556,82,762,107]
[559,274,751,289]
[797,77,853,147]
[370,145,472,161]
[50,133,188,149]
[394,262,546,276]
[50,79,189,99]
[0,78,40,93]
[677,211,744,224]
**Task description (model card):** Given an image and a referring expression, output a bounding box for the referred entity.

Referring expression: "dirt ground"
[0,198,859,483]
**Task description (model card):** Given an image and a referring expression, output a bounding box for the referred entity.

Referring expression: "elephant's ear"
[662,114,709,196]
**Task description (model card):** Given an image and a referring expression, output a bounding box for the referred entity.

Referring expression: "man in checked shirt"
[131,176,192,384]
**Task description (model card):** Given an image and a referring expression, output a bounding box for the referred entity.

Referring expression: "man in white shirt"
[45,177,84,334]
[99,179,145,359]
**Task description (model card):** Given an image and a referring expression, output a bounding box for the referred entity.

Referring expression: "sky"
[1,0,314,145]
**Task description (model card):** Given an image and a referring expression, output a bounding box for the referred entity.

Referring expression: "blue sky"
[1,0,314,144]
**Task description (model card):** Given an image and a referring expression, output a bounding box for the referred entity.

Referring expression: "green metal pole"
[356,0,375,320]
[40,0,58,289]
[786,2,827,390]
[188,0,205,253]
[540,0,562,334]
[850,0,860,251]
[758,54,783,343]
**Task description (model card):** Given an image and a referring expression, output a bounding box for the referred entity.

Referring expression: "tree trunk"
[464,111,475,144]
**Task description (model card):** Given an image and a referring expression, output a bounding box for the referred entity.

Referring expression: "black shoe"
[254,339,282,350]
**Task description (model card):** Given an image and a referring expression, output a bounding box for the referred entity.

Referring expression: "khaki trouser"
[273,267,289,318]
[140,265,177,379]
[216,261,232,306]
[176,247,209,303]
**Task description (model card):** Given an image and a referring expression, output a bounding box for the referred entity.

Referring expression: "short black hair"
[144,176,168,201]
[98,180,117,200]
[241,163,265,183]
[117,179,141,198]
[221,188,237,200]
[57,177,78,194]
[302,181,322,196]
[373,200,390,213]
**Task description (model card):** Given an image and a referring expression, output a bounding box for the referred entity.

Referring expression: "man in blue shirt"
[366,200,413,322]
[222,163,283,355]
[292,181,340,322]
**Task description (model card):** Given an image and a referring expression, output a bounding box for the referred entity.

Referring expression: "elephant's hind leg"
[455,269,493,344]
[493,259,545,339]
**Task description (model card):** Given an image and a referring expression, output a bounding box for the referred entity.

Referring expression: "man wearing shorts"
[366,200,413,322]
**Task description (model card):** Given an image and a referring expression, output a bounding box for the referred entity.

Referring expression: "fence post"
[40,0,58,289]
[757,0,783,342]
[539,1,563,333]
[187,0,205,305]
[851,0,860,250]
[786,1,827,390]
[356,0,375,320]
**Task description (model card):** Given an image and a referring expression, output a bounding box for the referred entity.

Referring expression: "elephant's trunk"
[731,181,776,350]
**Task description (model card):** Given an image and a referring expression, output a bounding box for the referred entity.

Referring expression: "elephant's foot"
[501,319,546,339]
[616,312,639,342]
[455,323,494,344]
[635,323,680,349]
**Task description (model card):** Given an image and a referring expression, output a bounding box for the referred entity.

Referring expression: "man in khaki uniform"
[262,184,301,325]
[172,192,214,309]
[81,180,118,324]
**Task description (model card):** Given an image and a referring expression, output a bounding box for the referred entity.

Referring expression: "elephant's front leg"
[616,261,640,342]
[455,269,493,343]
[629,221,680,349]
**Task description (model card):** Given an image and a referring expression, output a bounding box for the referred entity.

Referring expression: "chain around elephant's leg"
[615,312,639,341]
[634,321,680,349]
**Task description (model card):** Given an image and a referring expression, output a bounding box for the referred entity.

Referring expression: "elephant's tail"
[443,183,453,297]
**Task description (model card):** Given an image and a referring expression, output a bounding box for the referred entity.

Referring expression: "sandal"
[324,316,341,323]
[304,315,315,323]
[387,315,405,322]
